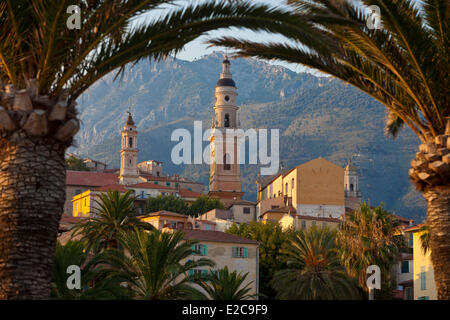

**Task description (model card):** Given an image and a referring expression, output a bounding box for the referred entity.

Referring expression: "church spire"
[119,112,140,185]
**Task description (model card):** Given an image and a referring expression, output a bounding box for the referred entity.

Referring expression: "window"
[420,267,426,290]
[166,182,170,186]
[291,178,294,190]
[312,221,316,227]
[75,189,81,195]
[154,181,158,184]
[271,205,279,209]
[285,183,288,195]
[409,233,413,247]
[192,244,207,256]
[224,114,230,127]
[301,220,306,229]
[224,95,230,102]
[157,172,160,177]
[232,247,248,258]
[418,296,429,300]
[205,224,211,231]
[129,137,133,148]
[243,207,251,214]
[401,261,410,273]
[188,187,192,191]
[224,154,231,170]
[350,184,354,191]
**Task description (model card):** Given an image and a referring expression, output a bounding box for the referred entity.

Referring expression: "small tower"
[208,56,244,205]
[119,113,140,185]
[344,159,361,210]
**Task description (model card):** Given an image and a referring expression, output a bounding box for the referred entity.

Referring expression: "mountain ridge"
[71,52,426,222]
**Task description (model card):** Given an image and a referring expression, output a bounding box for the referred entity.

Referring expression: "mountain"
[72,52,426,222]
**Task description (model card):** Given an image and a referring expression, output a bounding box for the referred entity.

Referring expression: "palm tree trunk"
[424,186,450,300]
[0,135,66,299]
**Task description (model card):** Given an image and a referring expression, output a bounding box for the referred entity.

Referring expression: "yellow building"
[256,158,357,219]
[405,224,437,300]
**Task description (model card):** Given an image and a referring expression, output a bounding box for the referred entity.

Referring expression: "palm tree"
[209,0,449,299]
[0,0,281,299]
[337,203,402,293]
[271,227,361,300]
[93,227,215,300]
[72,190,153,253]
[419,225,431,254]
[192,266,256,300]
[51,239,127,299]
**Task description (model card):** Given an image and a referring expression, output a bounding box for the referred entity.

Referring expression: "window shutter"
[243,247,248,258]
[202,245,207,256]
[232,247,237,258]
[191,244,195,253]
[188,269,194,277]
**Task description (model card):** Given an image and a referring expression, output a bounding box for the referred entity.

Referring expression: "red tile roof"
[404,224,425,233]
[128,182,176,190]
[94,184,128,192]
[66,170,118,187]
[182,229,259,245]
[138,210,188,219]
[178,188,202,198]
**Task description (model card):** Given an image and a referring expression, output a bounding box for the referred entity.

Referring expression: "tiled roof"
[128,182,176,190]
[226,199,256,208]
[183,229,259,245]
[66,170,118,187]
[178,188,202,198]
[138,210,188,219]
[94,184,128,193]
[263,206,297,214]
[403,224,425,232]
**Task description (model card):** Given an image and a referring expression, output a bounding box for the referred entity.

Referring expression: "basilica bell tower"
[208,56,244,204]
[119,112,140,185]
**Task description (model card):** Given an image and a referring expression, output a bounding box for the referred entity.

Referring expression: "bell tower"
[344,159,361,210]
[208,56,244,204]
[119,112,140,185]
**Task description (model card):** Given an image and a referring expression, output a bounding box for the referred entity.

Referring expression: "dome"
[126,113,135,126]
[216,78,236,87]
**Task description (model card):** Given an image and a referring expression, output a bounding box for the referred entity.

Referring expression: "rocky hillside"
[72,52,426,222]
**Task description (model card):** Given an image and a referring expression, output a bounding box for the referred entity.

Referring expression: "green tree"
[65,155,89,171]
[0,0,272,298]
[337,203,403,295]
[226,221,292,299]
[72,190,153,253]
[210,0,450,299]
[187,195,224,217]
[419,225,431,254]
[51,240,127,300]
[94,228,215,300]
[271,227,361,300]
[145,194,189,215]
[193,266,256,300]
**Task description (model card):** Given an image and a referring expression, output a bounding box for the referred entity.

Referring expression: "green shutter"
[188,269,194,277]
[420,271,426,290]
[232,247,237,258]
[191,244,195,254]
[243,247,248,258]
[202,244,207,256]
